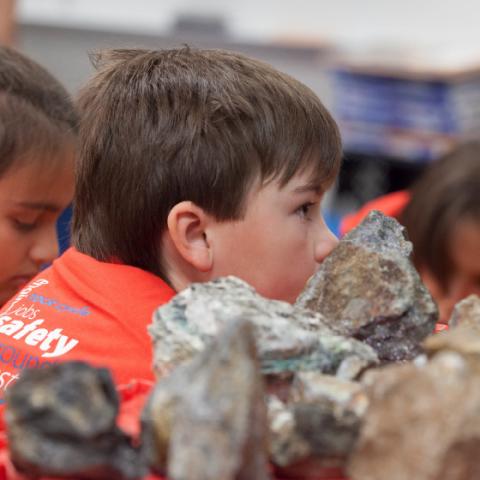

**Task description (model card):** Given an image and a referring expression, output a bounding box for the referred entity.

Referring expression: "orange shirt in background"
[339,190,411,237]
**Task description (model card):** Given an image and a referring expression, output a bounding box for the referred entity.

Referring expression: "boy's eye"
[296,202,316,220]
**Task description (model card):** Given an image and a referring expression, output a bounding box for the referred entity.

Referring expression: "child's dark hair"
[72,47,342,278]
[402,141,480,291]
[0,46,78,176]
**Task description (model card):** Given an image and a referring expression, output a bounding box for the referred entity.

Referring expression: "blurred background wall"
[14,0,480,96]
[17,0,480,50]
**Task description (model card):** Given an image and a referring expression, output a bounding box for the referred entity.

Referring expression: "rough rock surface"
[267,395,311,468]
[424,324,480,359]
[449,294,480,329]
[142,318,271,480]
[296,210,438,362]
[348,351,480,480]
[268,372,368,469]
[6,361,143,480]
[150,276,378,380]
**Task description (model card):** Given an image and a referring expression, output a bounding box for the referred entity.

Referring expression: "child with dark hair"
[341,141,480,325]
[402,142,480,324]
[0,46,76,307]
[0,47,341,406]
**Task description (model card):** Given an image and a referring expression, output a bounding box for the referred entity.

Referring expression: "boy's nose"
[29,227,59,268]
[314,224,338,265]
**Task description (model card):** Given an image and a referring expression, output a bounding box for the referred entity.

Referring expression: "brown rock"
[297,210,438,362]
[449,294,480,329]
[424,324,480,359]
[348,351,480,480]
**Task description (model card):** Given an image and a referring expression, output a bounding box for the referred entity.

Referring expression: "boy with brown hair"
[0,47,341,402]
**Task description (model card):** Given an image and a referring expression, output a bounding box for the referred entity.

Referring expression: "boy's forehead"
[288,176,324,194]
[280,166,330,191]
[256,169,327,196]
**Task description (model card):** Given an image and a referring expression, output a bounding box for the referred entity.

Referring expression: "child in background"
[341,142,480,324]
[0,46,76,307]
[402,142,480,324]
[0,47,341,405]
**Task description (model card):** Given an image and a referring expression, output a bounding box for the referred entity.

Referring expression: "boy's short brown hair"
[402,141,480,291]
[0,46,77,176]
[72,47,342,278]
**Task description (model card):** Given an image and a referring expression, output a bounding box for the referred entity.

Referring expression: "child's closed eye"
[11,218,38,233]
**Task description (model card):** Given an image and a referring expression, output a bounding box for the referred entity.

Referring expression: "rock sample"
[424,324,480,359]
[267,395,311,468]
[6,361,143,480]
[296,210,438,362]
[150,276,378,381]
[142,318,271,480]
[423,296,480,366]
[348,350,480,480]
[268,372,368,470]
[449,294,480,329]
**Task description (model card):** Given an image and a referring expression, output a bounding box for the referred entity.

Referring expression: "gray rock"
[267,396,311,467]
[5,361,144,480]
[348,351,480,480]
[449,294,480,329]
[142,318,271,480]
[291,371,369,418]
[341,209,412,258]
[268,372,367,470]
[150,276,378,379]
[296,210,438,362]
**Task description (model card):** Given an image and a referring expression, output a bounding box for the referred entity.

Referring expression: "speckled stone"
[268,372,368,470]
[296,210,438,362]
[6,361,143,480]
[150,276,378,380]
[142,318,270,480]
[348,351,480,480]
[424,324,480,359]
[449,294,480,329]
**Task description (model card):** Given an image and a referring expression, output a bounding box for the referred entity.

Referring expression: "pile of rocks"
[6,211,479,480]
[349,294,480,480]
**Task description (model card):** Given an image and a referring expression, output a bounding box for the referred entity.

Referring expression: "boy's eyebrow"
[15,201,62,212]
[291,183,323,195]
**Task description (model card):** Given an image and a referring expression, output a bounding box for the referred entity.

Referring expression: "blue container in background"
[56,205,72,254]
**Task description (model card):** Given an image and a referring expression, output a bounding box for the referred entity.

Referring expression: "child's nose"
[29,227,59,268]
[314,223,338,265]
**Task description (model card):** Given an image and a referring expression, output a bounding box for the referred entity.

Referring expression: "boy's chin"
[261,289,299,305]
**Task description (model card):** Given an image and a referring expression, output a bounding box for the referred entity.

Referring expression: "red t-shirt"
[0,247,175,420]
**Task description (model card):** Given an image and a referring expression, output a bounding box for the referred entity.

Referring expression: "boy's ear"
[166,201,213,272]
